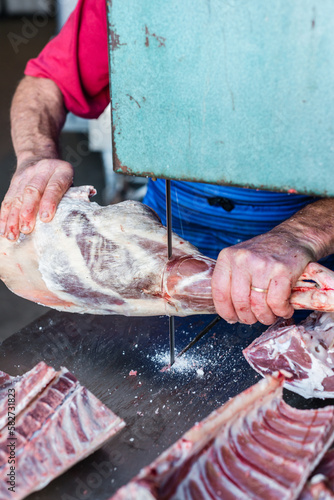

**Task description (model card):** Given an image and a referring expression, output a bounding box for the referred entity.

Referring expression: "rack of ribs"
[111,374,334,500]
[0,362,125,500]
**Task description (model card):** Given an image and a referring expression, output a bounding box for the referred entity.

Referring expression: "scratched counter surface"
[0,311,326,500]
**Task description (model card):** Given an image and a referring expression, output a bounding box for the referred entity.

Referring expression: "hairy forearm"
[1,76,73,241]
[10,76,67,166]
[271,198,334,261]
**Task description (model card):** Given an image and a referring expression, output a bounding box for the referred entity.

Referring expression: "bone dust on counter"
[243,311,334,399]
[111,374,334,500]
[0,186,215,317]
[0,362,125,500]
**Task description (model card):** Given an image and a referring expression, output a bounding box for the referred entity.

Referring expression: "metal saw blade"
[166,179,175,365]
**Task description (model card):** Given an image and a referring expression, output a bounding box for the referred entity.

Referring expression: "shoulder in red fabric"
[25,0,110,119]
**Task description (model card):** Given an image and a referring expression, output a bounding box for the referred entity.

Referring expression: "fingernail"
[7,233,15,241]
[41,212,49,221]
[21,225,30,232]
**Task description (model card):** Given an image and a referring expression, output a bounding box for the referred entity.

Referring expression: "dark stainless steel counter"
[0,311,316,500]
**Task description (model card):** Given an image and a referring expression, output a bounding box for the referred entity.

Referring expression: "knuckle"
[250,291,267,304]
[21,206,36,218]
[234,248,251,266]
[250,302,265,316]
[271,261,289,277]
[6,213,19,226]
[60,161,74,174]
[218,247,232,259]
[253,260,267,274]
[216,250,231,268]
[233,297,250,308]
[24,185,42,197]
[34,158,57,171]
[212,286,228,304]
[218,245,244,264]
[1,200,12,212]
[267,294,288,308]
[250,298,268,315]
[49,159,74,176]
[36,159,51,169]
[46,179,67,194]
[10,197,23,210]
[61,174,74,187]
[266,296,278,308]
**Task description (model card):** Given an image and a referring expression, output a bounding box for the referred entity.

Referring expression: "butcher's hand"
[211,228,317,325]
[2,75,71,241]
[0,158,73,241]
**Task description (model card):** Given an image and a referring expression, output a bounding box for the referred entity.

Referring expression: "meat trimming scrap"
[243,311,334,399]
[111,374,334,500]
[0,362,125,500]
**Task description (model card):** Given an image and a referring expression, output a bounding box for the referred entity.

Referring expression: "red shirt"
[25,0,109,119]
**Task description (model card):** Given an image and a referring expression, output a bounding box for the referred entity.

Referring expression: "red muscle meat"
[0,186,215,317]
[111,374,334,500]
[0,362,125,500]
[243,312,334,399]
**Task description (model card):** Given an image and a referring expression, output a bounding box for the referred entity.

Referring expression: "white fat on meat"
[0,186,215,316]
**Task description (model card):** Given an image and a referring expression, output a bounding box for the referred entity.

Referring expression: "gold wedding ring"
[251,286,268,293]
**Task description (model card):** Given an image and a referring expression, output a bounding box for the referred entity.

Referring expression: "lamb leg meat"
[2,185,334,317]
[0,186,215,316]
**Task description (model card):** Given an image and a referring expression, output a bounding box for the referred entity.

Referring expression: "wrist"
[272,209,334,261]
[16,148,59,169]
[271,223,321,260]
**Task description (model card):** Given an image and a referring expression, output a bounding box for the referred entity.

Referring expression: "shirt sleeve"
[24,0,110,119]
